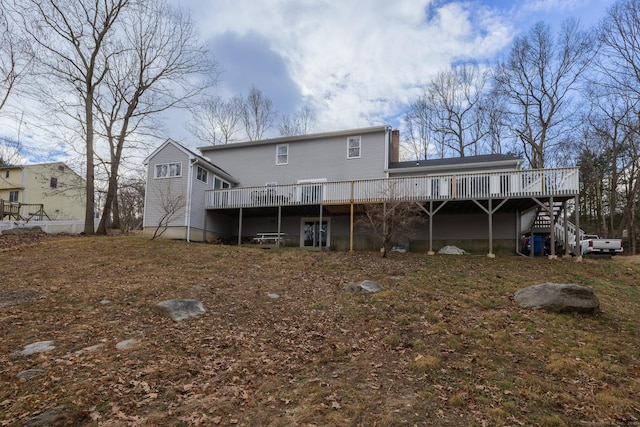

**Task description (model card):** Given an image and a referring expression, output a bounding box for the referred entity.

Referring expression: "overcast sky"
[163,0,615,144]
[0,0,617,163]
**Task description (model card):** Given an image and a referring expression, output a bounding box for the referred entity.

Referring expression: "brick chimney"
[390,129,400,163]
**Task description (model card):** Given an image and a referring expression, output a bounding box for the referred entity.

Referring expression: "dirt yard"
[1,234,639,426]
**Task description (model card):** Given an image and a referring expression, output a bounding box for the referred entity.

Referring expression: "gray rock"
[438,245,469,255]
[514,283,600,315]
[16,369,46,379]
[267,293,280,300]
[14,341,55,356]
[155,299,205,321]
[345,280,384,294]
[25,405,66,426]
[74,344,105,354]
[2,226,43,235]
[116,339,138,350]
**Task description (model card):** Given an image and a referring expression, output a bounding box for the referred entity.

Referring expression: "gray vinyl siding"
[144,143,189,229]
[200,129,388,187]
[189,166,211,231]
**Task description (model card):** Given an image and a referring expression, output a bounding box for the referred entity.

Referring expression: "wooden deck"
[205,168,579,210]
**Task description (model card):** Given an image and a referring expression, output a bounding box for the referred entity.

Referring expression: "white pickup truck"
[573,235,624,255]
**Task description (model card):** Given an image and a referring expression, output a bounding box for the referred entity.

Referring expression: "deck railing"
[205,167,579,210]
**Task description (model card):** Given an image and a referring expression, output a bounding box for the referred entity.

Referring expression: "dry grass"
[1,235,639,426]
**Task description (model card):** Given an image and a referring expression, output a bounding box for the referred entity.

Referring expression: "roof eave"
[387,159,523,174]
[198,125,391,152]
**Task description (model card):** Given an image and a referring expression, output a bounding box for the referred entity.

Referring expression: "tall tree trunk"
[84,88,95,235]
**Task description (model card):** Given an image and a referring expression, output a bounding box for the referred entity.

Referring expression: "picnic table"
[253,232,287,244]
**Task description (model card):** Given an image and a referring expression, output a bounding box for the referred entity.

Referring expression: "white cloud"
[185,0,514,133]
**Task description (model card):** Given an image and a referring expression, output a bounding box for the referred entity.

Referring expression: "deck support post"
[548,196,557,259]
[237,207,243,245]
[575,194,582,261]
[349,181,354,252]
[488,199,494,258]
[319,204,323,248]
[277,205,282,247]
[563,201,571,258]
[417,201,448,255]
[473,198,508,258]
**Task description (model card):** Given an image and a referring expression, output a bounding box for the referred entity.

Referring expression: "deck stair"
[526,200,585,250]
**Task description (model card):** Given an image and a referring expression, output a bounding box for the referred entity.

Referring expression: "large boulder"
[345,280,384,294]
[155,299,205,321]
[438,245,469,255]
[514,283,600,315]
[14,341,55,356]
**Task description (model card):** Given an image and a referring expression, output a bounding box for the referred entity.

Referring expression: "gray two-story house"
[143,126,581,255]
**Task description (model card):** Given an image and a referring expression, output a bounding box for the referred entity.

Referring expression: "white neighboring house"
[143,127,581,255]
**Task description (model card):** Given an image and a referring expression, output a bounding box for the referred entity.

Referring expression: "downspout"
[185,158,196,242]
[142,162,149,231]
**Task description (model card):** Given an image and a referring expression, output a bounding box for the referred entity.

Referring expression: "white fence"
[0,220,86,234]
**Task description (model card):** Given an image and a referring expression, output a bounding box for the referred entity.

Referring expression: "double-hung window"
[155,162,182,178]
[9,190,18,202]
[196,166,208,183]
[276,144,289,165]
[347,136,361,159]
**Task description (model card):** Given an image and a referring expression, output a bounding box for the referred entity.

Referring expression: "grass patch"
[0,236,638,425]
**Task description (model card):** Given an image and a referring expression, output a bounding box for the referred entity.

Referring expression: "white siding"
[189,166,211,232]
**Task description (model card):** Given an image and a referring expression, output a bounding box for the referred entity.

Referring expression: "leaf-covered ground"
[0,235,639,426]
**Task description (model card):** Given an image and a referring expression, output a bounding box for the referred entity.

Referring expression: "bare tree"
[403,89,439,160]
[428,64,490,157]
[599,0,640,100]
[0,135,22,165]
[187,95,243,144]
[595,0,640,252]
[94,0,215,235]
[494,20,595,168]
[278,104,316,137]
[482,88,509,155]
[356,182,426,257]
[18,0,132,234]
[241,85,277,140]
[0,1,30,115]
[118,176,145,232]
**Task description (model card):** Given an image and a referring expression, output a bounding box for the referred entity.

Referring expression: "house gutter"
[388,159,523,175]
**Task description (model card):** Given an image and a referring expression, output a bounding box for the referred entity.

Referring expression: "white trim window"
[347,136,361,159]
[214,176,230,189]
[196,166,208,183]
[276,144,289,165]
[9,190,18,202]
[155,162,182,178]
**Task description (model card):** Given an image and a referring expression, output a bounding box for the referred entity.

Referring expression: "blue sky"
[0,0,618,161]
[161,0,614,143]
